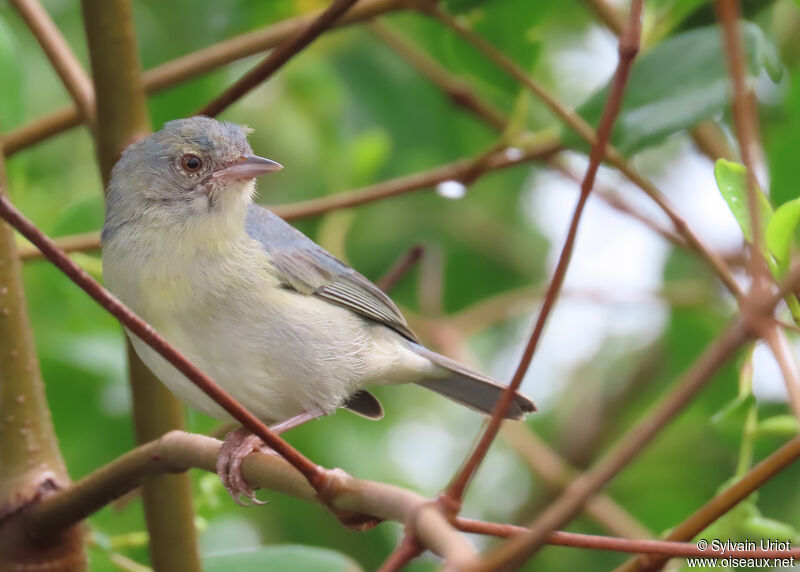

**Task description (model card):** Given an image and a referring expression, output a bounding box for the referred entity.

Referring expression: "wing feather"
[245,204,417,341]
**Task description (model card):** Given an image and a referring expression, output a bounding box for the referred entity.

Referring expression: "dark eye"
[180,154,203,172]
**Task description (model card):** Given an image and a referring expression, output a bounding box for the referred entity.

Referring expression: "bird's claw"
[216,427,274,506]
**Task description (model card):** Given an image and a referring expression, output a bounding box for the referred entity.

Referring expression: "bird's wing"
[245,204,417,341]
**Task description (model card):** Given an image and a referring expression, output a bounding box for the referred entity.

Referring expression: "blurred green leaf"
[766,197,800,276]
[711,393,756,428]
[444,0,551,97]
[714,159,773,244]
[741,516,800,541]
[755,415,800,438]
[203,545,363,572]
[349,128,392,187]
[571,23,778,155]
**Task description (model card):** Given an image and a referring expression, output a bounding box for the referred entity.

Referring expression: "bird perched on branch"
[102,116,535,504]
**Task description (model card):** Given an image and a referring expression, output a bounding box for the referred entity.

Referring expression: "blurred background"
[2,0,800,569]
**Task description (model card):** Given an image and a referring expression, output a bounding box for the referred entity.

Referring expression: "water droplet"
[9,349,18,359]
[436,180,467,200]
[504,147,524,161]
[15,395,25,404]
[0,287,7,295]
[1,308,9,316]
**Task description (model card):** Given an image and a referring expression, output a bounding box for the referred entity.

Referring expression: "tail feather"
[412,345,536,420]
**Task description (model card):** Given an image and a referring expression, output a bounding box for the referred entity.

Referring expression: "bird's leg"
[216,409,324,506]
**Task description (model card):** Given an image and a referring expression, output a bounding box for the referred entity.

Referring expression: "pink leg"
[216,410,325,506]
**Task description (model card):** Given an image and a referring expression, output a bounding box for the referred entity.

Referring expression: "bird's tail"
[411,344,536,420]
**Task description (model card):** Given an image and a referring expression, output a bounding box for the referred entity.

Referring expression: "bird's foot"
[216,410,324,506]
[216,426,274,506]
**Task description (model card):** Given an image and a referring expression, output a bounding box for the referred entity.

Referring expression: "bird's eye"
[180,154,203,173]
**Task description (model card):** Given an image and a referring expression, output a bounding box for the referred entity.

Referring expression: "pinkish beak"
[212,154,283,181]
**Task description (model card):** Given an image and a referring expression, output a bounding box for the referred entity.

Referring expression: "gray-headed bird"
[102,116,535,504]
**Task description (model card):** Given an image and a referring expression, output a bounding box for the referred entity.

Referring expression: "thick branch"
[443,0,644,509]
[24,431,477,566]
[9,0,96,126]
[198,0,361,117]
[0,145,85,570]
[20,430,800,563]
[80,1,200,569]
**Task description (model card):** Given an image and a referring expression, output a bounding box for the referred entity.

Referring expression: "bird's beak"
[212,154,283,181]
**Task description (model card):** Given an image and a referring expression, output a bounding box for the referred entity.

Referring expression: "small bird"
[102,116,535,504]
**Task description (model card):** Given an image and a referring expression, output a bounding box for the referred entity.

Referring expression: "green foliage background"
[1,0,800,570]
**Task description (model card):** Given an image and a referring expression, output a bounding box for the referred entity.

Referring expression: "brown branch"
[0,140,86,570]
[615,435,800,571]
[9,0,96,127]
[377,534,423,572]
[581,0,734,161]
[197,0,361,117]
[430,5,743,300]
[455,518,800,559]
[272,138,562,220]
[377,244,425,292]
[21,429,800,565]
[716,0,769,288]
[18,231,101,261]
[24,431,478,567]
[477,322,750,570]
[442,0,644,510]
[2,0,411,156]
[0,193,331,494]
[762,326,800,423]
[367,20,507,131]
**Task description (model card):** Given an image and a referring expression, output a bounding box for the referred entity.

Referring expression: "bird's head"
[105,116,282,236]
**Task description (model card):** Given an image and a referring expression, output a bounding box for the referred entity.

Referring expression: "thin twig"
[430,5,743,300]
[377,533,423,572]
[716,0,769,291]
[272,138,562,220]
[581,0,734,161]
[197,0,361,117]
[763,326,800,422]
[2,0,411,155]
[9,0,96,126]
[442,0,644,509]
[18,231,101,261]
[455,518,800,559]
[614,435,800,571]
[367,20,507,130]
[377,244,425,292]
[0,192,325,490]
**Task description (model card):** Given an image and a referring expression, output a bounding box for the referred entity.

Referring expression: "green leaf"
[755,415,800,438]
[570,23,778,155]
[741,516,800,542]
[711,393,756,427]
[714,159,773,244]
[203,545,363,572]
[766,198,800,276]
